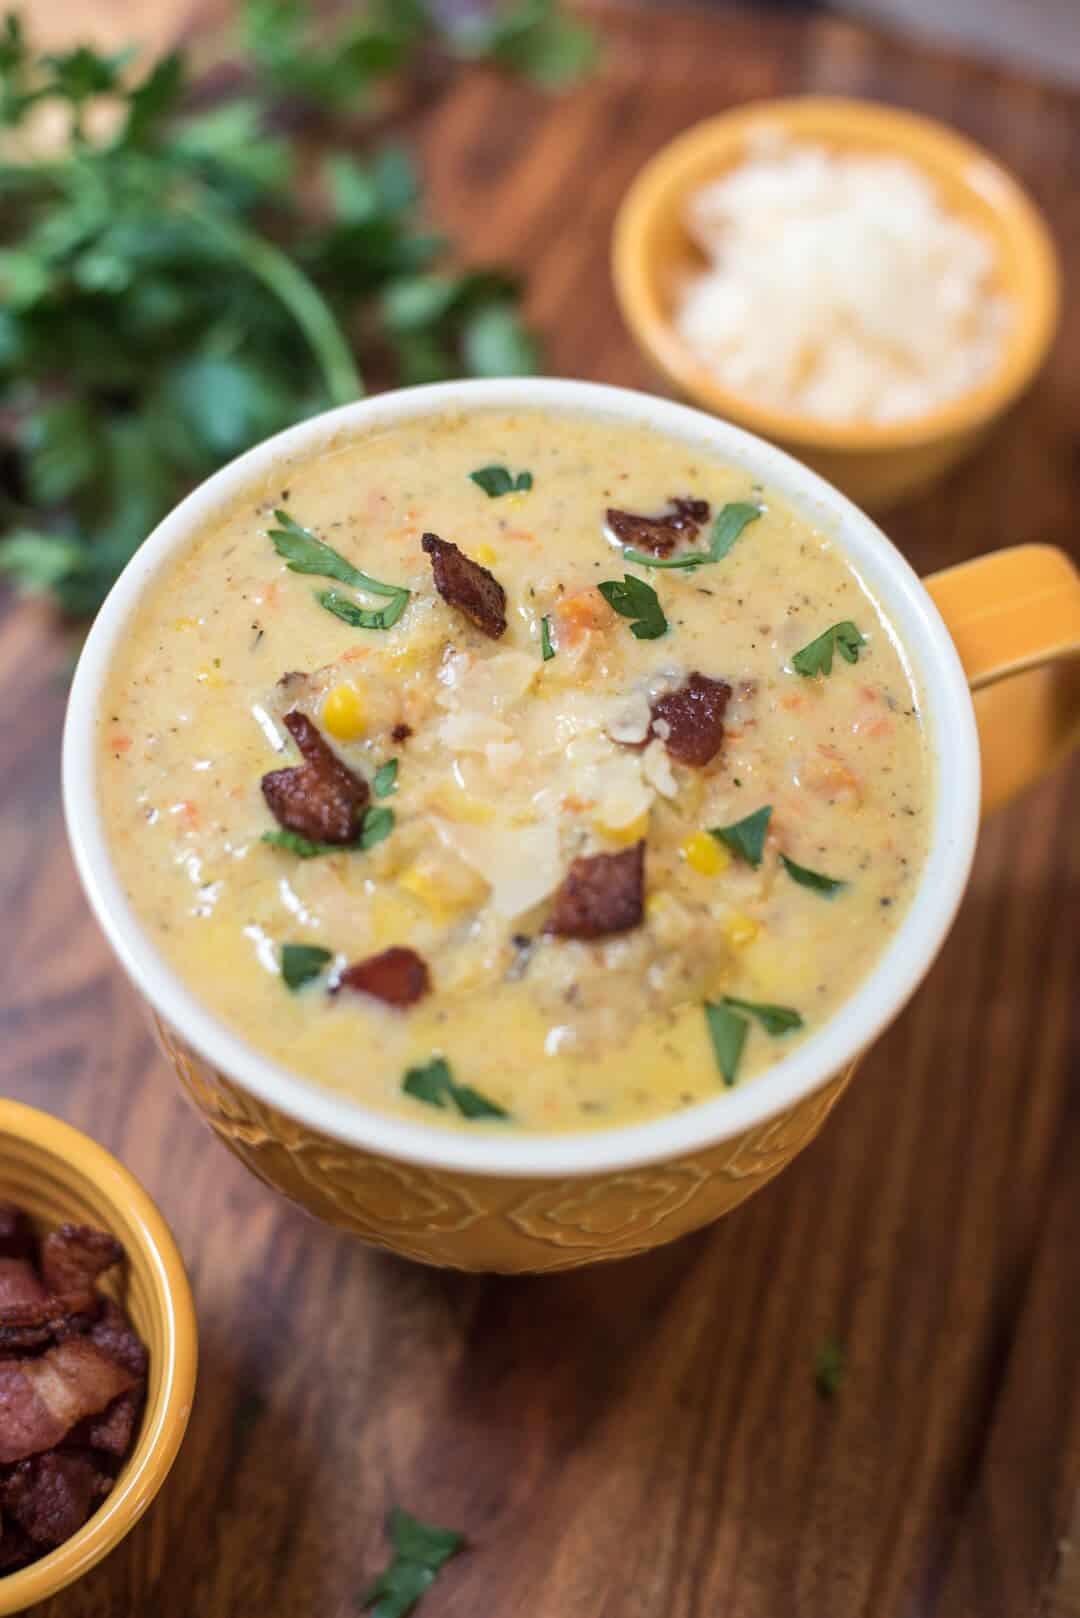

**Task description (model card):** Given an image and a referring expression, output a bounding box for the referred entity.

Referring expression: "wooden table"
[6,4,1080,1614]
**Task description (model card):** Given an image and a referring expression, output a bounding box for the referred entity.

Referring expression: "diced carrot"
[555,589,615,644]
[867,717,894,739]
[108,734,131,753]
[780,693,807,712]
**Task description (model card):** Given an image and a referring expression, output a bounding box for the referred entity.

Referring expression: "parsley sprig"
[705,994,803,1086]
[262,806,394,858]
[360,1507,465,1618]
[791,621,865,677]
[597,575,668,640]
[469,465,533,497]
[623,501,761,569]
[402,1057,508,1120]
[0,2,594,617]
[280,943,332,990]
[269,509,410,630]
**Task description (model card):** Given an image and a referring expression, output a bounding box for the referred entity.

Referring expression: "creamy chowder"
[99,408,931,1131]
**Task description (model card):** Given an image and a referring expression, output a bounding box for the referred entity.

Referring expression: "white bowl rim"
[63,378,980,1178]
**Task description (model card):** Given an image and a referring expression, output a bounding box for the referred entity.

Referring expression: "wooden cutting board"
[4,4,1079,1615]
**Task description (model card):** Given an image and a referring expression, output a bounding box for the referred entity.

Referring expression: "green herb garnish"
[360,1506,465,1618]
[780,854,847,896]
[402,1057,508,1120]
[722,997,803,1036]
[623,501,761,569]
[270,509,410,630]
[814,1338,846,1401]
[262,806,394,859]
[704,1001,749,1088]
[280,943,332,990]
[540,614,555,661]
[791,621,865,677]
[374,759,398,798]
[0,4,590,617]
[710,805,772,867]
[469,465,533,497]
[597,575,668,640]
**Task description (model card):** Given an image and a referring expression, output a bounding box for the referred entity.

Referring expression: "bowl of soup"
[62,380,1080,1272]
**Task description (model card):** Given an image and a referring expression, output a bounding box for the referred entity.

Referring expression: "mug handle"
[924,544,1080,817]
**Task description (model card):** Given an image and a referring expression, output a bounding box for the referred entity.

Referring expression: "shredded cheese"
[675,131,1011,425]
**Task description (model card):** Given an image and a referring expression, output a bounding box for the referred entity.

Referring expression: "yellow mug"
[63,382,1080,1272]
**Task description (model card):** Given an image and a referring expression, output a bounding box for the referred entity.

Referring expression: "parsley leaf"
[710,805,772,867]
[814,1338,846,1401]
[270,509,410,629]
[361,1507,465,1618]
[373,759,398,798]
[540,614,555,661]
[780,854,847,896]
[360,806,395,848]
[704,1001,749,1087]
[624,500,761,569]
[280,943,332,990]
[402,1057,509,1120]
[262,806,394,859]
[722,997,803,1036]
[469,465,533,497]
[791,621,865,678]
[597,575,669,640]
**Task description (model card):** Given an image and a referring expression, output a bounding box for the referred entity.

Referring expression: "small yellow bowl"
[612,97,1062,510]
[0,1101,197,1616]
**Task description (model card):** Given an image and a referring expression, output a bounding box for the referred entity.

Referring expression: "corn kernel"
[430,786,496,825]
[682,830,730,876]
[368,892,415,946]
[174,617,197,632]
[474,544,499,566]
[594,810,649,846]
[398,864,479,923]
[646,892,672,921]
[724,911,760,948]
[322,682,366,741]
[195,665,223,689]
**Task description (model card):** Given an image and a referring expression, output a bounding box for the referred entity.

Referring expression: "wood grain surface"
[4,3,1079,1615]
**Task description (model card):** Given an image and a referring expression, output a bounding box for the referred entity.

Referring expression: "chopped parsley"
[597,574,668,640]
[623,500,761,569]
[469,465,533,497]
[814,1338,846,1401]
[269,509,409,630]
[262,806,394,859]
[710,804,772,867]
[791,620,865,677]
[704,1001,749,1087]
[360,1507,465,1618]
[280,943,332,990]
[780,854,846,896]
[402,1057,508,1119]
[374,758,399,798]
[722,997,803,1035]
[540,613,555,661]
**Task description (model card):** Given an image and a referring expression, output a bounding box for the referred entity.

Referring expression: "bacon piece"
[64,1305,148,1457]
[421,533,507,639]
[650,673,731,766]
[0,1516,35,1572]
[335,947,431,1008]
[0,1453,110,1548]
[0,1205,34,1261]
[0,1340,135,1465]
[545,842,645,940]
[88,1299,149,1380]
[606,497,710,557]
[261,710,370,844]
[391,722,413,743]
[40,1226,122,1302]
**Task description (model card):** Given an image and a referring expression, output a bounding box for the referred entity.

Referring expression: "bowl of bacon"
[0,1101,196,1614]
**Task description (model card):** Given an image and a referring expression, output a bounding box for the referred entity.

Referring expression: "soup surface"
[99,408,932,1132]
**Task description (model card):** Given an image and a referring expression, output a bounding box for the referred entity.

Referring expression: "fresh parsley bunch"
[0,0,595,617]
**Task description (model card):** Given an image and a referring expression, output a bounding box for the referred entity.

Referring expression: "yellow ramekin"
[0,1101,197,1615]
[612,97,1062,509]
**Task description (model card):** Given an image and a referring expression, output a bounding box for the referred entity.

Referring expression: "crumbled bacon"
[0,1340,135,1465]
[335,947,431,1008]
[545,842,645,940]
[0,1206,33,1262]
[40,1226,123,1305]
[261,710,370,844]
[1,1453,110,1549]
[421,533,507,639]
[391,722,413,744]
[606,497,710,557]
[650,673,731,766]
